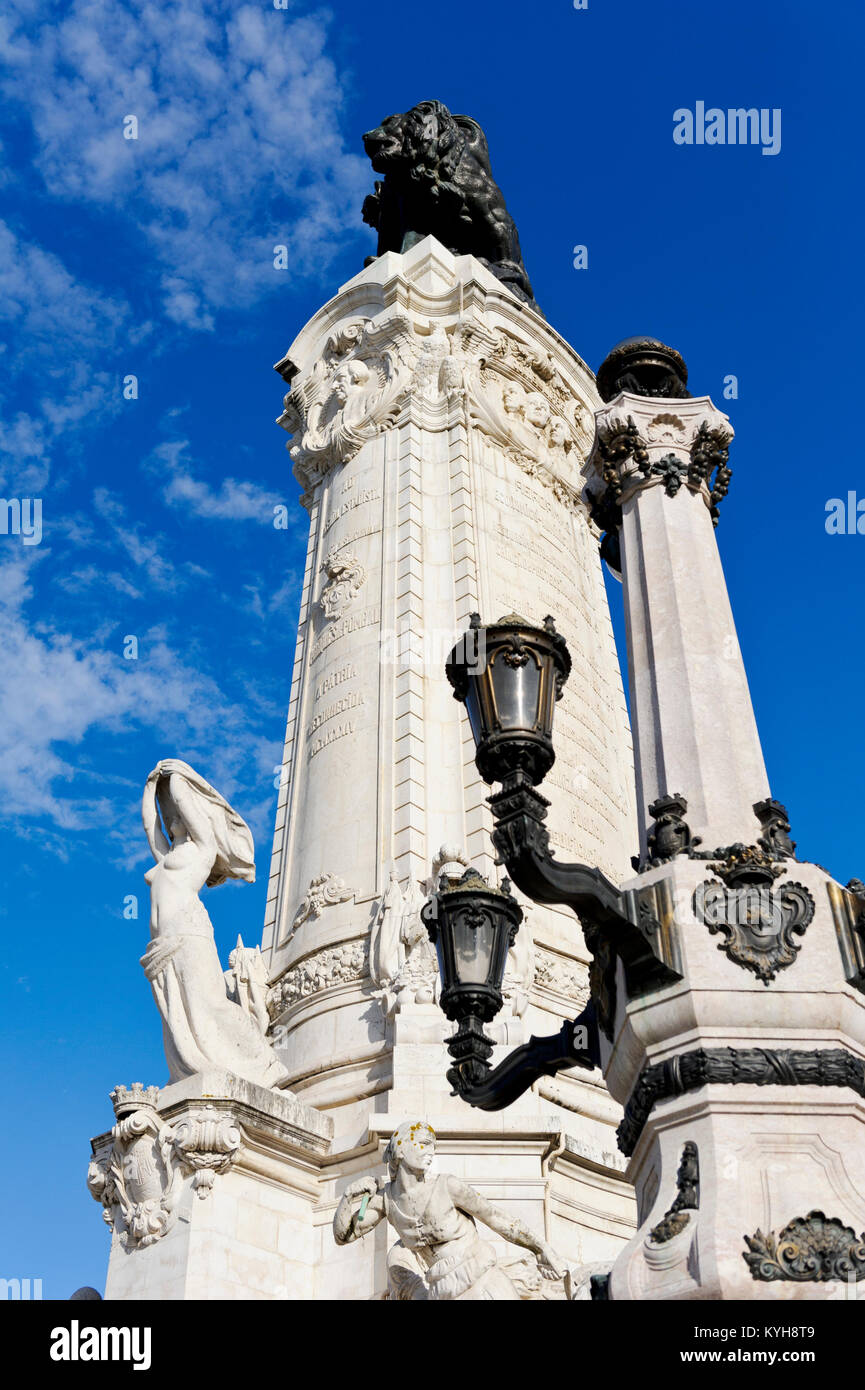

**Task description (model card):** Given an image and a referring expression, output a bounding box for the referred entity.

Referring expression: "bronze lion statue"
[361,100,541,315]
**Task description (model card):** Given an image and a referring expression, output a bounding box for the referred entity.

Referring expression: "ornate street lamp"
[423,864,596,1107]
[421,868,522,1094]
[427,614,679,1110]
[444,613,571,787]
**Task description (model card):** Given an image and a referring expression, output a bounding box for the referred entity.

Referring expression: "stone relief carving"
[268,940,368,1018]
[646,412,688,445]
[502,905,534,1019]
[647,1142,700,1245]
[277,310,591,512]
[278,316,416,489]
[744,1211,865,1283]
[370,864,444,1016]
[319,547,367,620]
[224,935,270,1035]
[286,872,355,945]
[171,1106,242,1199]
[470,370,583,505]
[141,759,290,1091]
[369,847,535,1020]
[532,946,588,1009]
[88,1086,245,1245]
[88,1085,179,1250]
[333,1120,567,1300]
[414,321,465,403]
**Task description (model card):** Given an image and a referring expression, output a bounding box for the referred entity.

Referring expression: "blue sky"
[1,0,862,1297]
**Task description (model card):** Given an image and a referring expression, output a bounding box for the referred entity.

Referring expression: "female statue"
[333,1120,565,1299]
[141,759,289,1091]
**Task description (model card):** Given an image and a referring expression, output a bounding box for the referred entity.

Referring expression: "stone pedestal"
[604,859,865,1300]
[89,1074,332,1301]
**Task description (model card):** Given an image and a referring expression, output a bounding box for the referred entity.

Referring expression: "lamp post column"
[586,339,769,861]
[578,340,865,1301]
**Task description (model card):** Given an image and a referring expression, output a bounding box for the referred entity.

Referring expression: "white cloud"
[143,437,290,525]
[0,220,132,485]
[91,487,181,591]
[0,551,275,854]
[1,0,371,328]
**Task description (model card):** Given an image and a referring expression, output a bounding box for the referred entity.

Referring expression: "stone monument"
[86,102,652,1300]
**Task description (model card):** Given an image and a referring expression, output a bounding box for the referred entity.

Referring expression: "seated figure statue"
[141,758,289,1091]
[333,1120,565,1300]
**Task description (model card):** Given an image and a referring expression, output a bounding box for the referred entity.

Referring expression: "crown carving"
[709,843,786,887]
[110,1083,161,1117]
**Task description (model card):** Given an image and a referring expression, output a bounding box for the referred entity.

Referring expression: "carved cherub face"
[525,393,550,430]
[548,418,568,447]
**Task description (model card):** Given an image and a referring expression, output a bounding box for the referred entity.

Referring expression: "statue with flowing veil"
[141,759,290,1091]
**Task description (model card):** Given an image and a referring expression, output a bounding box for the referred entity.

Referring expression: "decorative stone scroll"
[277,315,416,490]
[88,1086,247,1246]
[286,872,355,944]
[647,1142,700,1245]
[319,548,367,620]
[87,1085,179,1250]
[744,1211,865,1283]
[171,1106,242,1198]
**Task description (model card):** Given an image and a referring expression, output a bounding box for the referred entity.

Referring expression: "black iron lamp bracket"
[447,1005,600,1112]
[488,771,679,985]
[446,775,682,1109]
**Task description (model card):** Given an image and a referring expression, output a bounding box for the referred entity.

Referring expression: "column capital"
[586,391,734,524]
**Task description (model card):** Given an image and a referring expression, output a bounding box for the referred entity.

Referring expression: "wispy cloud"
[0,220,132,485]
[0,551,278,855]
[151,439,285,523]
[1,0,370,329]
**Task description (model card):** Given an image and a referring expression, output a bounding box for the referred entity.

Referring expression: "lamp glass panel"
[491,653,541,731]
[453,912,497,986]
[464,681,485,747]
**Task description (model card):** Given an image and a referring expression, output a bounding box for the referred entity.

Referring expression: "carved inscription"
[323,487,381,536]
[310,606,381,663]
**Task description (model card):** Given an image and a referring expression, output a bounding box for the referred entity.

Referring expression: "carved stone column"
[581,339,865,1301]
[261,237,641,1289]
[586,338,768,857]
